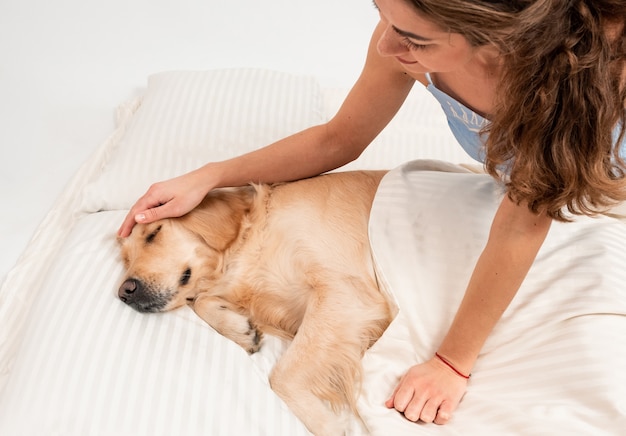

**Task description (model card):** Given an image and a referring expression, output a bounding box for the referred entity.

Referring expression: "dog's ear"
[116,234,131,267]
[116,222,142,247]
[178,186,257,252]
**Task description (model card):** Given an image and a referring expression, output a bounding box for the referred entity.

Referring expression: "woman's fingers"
[417,398,440,423]
[390,384,416,414]
[385,380,401,409]
[117,190,171,237]
[434,400,455,425]
[384,359,467,425]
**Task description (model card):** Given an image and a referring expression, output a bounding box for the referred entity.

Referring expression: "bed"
[0,68,624,435]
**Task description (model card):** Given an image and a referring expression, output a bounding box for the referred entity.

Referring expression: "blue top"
[424,73,626,163]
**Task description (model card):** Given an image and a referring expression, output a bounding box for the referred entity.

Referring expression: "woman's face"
[373,0,478,74]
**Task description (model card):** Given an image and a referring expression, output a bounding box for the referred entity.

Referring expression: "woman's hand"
[385,357,467,425]
[117,169,212,238]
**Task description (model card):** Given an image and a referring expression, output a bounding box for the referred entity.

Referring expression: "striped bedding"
[0,69,624,435]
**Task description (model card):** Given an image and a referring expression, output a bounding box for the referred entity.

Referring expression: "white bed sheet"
[1,68,623,435]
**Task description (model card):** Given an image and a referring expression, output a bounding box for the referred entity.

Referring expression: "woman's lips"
[396,56,418,65]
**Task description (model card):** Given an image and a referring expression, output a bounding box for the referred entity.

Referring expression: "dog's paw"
[193,295,262,353]
[217,315,262,354]
[240,321,263,354]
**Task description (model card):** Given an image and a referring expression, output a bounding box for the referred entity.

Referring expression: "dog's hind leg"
[269,276,391,435]
[192,294,262,353]
[269,324,350,436]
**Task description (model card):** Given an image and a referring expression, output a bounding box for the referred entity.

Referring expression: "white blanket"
[359,160,626,435]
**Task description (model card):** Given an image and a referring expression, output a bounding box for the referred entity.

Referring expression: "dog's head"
[117,188,255,313]
[117,220,217,312]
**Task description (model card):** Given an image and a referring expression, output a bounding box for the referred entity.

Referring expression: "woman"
[119,0,626,425]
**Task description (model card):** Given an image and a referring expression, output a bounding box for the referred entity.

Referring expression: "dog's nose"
[118,278,139,303]
[117,278,163,313]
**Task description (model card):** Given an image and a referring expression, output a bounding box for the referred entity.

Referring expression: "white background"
[0,0,378,283]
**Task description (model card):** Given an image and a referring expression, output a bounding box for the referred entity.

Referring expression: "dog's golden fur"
[118,170,392,435]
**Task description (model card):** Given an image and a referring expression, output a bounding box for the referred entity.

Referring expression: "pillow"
[81,69,325,212]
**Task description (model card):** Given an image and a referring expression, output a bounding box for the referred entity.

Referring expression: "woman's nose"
[376,24,410,57]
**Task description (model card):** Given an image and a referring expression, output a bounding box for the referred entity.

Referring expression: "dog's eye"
[180,268,192,286]
[145,225,162,244]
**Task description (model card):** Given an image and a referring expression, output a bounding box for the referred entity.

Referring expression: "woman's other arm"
[386,194,552,424]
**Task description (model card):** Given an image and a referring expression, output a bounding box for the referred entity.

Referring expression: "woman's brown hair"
[408,0,626,220]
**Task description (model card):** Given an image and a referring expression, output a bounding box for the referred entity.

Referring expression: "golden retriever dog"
[117,170,393,436]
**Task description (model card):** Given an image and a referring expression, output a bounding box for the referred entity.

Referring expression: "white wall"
[0,0,378,282]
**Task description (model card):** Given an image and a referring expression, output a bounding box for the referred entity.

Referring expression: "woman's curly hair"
[408,0,626,220]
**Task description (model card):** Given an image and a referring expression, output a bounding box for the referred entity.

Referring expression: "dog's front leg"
[193,294,262,353]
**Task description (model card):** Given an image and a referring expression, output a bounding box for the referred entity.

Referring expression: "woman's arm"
[212,25,417,188]
[118,21,415,237]
[386,194,552,424]
[438,194,552,372]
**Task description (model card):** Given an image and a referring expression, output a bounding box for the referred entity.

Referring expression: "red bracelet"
[435,352,471,379]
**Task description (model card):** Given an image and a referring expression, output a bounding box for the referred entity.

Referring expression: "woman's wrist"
[196,161,226,190]
[434,342,477,378]
[434,352,472,379]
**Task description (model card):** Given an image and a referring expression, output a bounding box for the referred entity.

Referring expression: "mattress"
[0,68,624,435]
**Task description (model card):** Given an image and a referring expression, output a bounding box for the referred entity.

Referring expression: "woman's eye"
[403,37,428,51]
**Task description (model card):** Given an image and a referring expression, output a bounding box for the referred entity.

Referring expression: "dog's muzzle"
[118,278,169,313]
